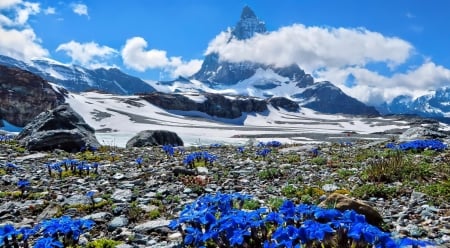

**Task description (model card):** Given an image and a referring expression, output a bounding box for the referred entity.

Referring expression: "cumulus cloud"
[0,26,48,60]
[206,24,413,72]
[71,3,88,17]
[56,40,117,69]
[0,0,21,9]
[315,61,450,105]
[121,36,202,78]
[0,1,47,61]
[0,1,40,26]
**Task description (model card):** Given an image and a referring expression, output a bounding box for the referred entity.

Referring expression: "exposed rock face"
[0,65,63,126]
[398,126,447,142]
[293,81,380,116]
[126,130,184,148]
[267,97,300,112]
[16,104,100,152]
[141,92,268,119]
[319,193,383,227]
[0,55,155,95]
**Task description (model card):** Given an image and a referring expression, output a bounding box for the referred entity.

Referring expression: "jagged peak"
[240,6,257,19]
[231,6,266,40]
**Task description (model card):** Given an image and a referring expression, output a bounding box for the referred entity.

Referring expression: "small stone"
[108,216,129,231]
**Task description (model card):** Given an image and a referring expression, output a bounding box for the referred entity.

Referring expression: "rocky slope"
[0,65,64,126]
[0,55,155,95]
[0,136,448,247]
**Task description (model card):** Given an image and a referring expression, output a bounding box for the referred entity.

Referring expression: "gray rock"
[108,216,129,231]
[399,127,447,142]
[267,97,300,112]
[84,212,113,223]
[15,104,100,152]
[133,220,170,233]
[126,130,183,148]
[63,194,91,206]
[112,189,133,203]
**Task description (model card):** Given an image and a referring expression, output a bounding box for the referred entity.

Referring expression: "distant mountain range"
[1,6,450,124]
[0,55,155,95]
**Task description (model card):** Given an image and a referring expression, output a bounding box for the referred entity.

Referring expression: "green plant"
[85,238,121,248]
[420,180,450,204]
[148,208,161,220]
[258,167,283,180]
[311,156,327,165]
[128,201,143,222]
[242,199,260,210]
[266,197,284,211]
[352,184,398,199]
[281,184,297,198]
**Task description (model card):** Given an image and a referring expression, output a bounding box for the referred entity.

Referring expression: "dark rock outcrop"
[267,97,300,112]
[0,65,63,126]
[15,104,100,152]
[141,92,268,119]
[126,130,183,148]
[293,81,379,116]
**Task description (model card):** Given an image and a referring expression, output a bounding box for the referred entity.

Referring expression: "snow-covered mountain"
[159,6,378,116]
[379,87,450,123]
[0,55,155,95]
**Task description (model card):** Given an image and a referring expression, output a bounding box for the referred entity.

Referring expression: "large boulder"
[318,193,383,227]
[126,130,183,148]
[15,104,100,152]
[398,126,447,142]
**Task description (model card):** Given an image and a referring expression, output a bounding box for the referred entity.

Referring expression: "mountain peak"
[240,6,257,19]
[231,6,266,40]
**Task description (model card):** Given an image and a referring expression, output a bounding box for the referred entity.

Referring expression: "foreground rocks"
[15,104,100,152]
[126,130,184,148]
[0,140,448,247]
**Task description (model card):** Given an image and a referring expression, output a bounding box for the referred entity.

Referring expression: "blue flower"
[302,220,334,241]
[33,237,64,248]
[229,228,250,246]
[17,179,30,188]
[86,191,95,198]
[236,146,245,153]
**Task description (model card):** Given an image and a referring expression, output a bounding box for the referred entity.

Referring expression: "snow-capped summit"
[231,6,267,40]
[188,6,378,116]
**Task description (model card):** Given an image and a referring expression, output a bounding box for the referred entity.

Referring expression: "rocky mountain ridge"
[0,55,155,95]
[0,65,64,127]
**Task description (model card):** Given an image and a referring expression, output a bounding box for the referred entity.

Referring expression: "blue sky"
[1,0,450,104]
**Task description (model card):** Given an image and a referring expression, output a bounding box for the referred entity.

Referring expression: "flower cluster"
[162,145,175,156]
[46,159,101,178]
[258,141,282,148]
[210,143,222,148]
[183,151,217,167]
[386,139,447,151]
[3,161,19,172]
[256,148,271,158]
[169,193,432,248]
[0,216,95,248]
[0,135,14,142]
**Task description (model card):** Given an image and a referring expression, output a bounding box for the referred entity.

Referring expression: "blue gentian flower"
[33,237,64,248]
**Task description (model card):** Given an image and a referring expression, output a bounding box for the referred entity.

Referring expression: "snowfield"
[62,92,448,147]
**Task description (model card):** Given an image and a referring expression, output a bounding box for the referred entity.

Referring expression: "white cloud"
[44,7,55,15]
[0,0,21,9]
[206,24,413,72]
[71,3,88,17]
[121,36,202,77]
[0,0,46,61]
[56,40,117,69]
[0,26,48,60]
[0,0,40,26]
[315,61,450,105]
